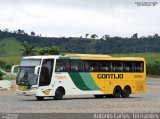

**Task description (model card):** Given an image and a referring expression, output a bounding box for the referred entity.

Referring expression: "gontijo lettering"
[97,74,123,79]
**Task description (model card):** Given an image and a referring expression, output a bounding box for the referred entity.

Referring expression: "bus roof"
[23,55,60,59]
[64,54,111,58]
[63,54,145,61]
[22,54,145,61]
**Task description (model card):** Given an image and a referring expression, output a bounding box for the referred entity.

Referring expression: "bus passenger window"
[88,67,94,71]
[71,60,84,72]
[55,60,70,72]
[112,62,123,72]
[99,61,111,72]
[55,61,62,72]
[85,61,99,72]
[124,67,130,71]
[123,61,132,72]
[135,62,143,72]
[100,67,108,71]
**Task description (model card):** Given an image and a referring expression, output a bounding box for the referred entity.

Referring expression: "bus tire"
[54,87,65,100]
[36,96,44,100]
[121,86,131,98]
[94,95,104,98]
[113,86,122,98]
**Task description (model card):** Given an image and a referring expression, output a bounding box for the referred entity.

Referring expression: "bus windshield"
[16,59,41,86]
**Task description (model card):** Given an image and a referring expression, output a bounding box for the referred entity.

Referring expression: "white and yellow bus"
[12,54,146,100]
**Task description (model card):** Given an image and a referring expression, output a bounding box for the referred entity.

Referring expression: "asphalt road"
[0,78,160,114]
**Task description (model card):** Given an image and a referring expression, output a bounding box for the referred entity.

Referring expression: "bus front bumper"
[16,89,37,96]
[16,89,52,97]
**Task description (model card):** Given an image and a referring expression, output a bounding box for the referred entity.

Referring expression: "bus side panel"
[90,72,146,95]
[54,72,83,95]
[53,72,146,96]
[53,72,103,96]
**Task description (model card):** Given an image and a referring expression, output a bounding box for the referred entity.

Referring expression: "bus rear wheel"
[113,86,122,98]
[54,88,64,100]
[94,95,104,98]
[36,96,44,100]
[121,86,131,98]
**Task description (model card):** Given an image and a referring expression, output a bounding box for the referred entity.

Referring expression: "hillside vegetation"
[0,30,160,56]
[0,38,22,56]
[0,56,22,65]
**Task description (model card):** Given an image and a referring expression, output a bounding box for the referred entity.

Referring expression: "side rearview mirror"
[11,65,19,75]
[35,66,41,75]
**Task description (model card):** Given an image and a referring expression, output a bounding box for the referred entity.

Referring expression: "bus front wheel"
[113,86,122,98]
[54,87,64,100]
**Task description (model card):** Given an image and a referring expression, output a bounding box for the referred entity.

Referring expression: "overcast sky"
[0,0,159,38]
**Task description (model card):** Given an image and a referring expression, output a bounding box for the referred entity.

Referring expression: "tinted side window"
[85,61,99,71]
[123,61,133,72]
[134,61,144,72]
[55,60,70,72]
[71,60,84,71]
[112,61,123,72]
[55,59,144,73]
[99,61,111,71]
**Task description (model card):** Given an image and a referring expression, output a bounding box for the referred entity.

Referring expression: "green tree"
[20,41,37,56]
[17,29,25,34]
[153,33,159,38]
[31,31,35,36]
[85,33,89,39]
[132,33,138,39]
[102,34,110,40]
[91,34,98,39]
[39,46,60,55]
